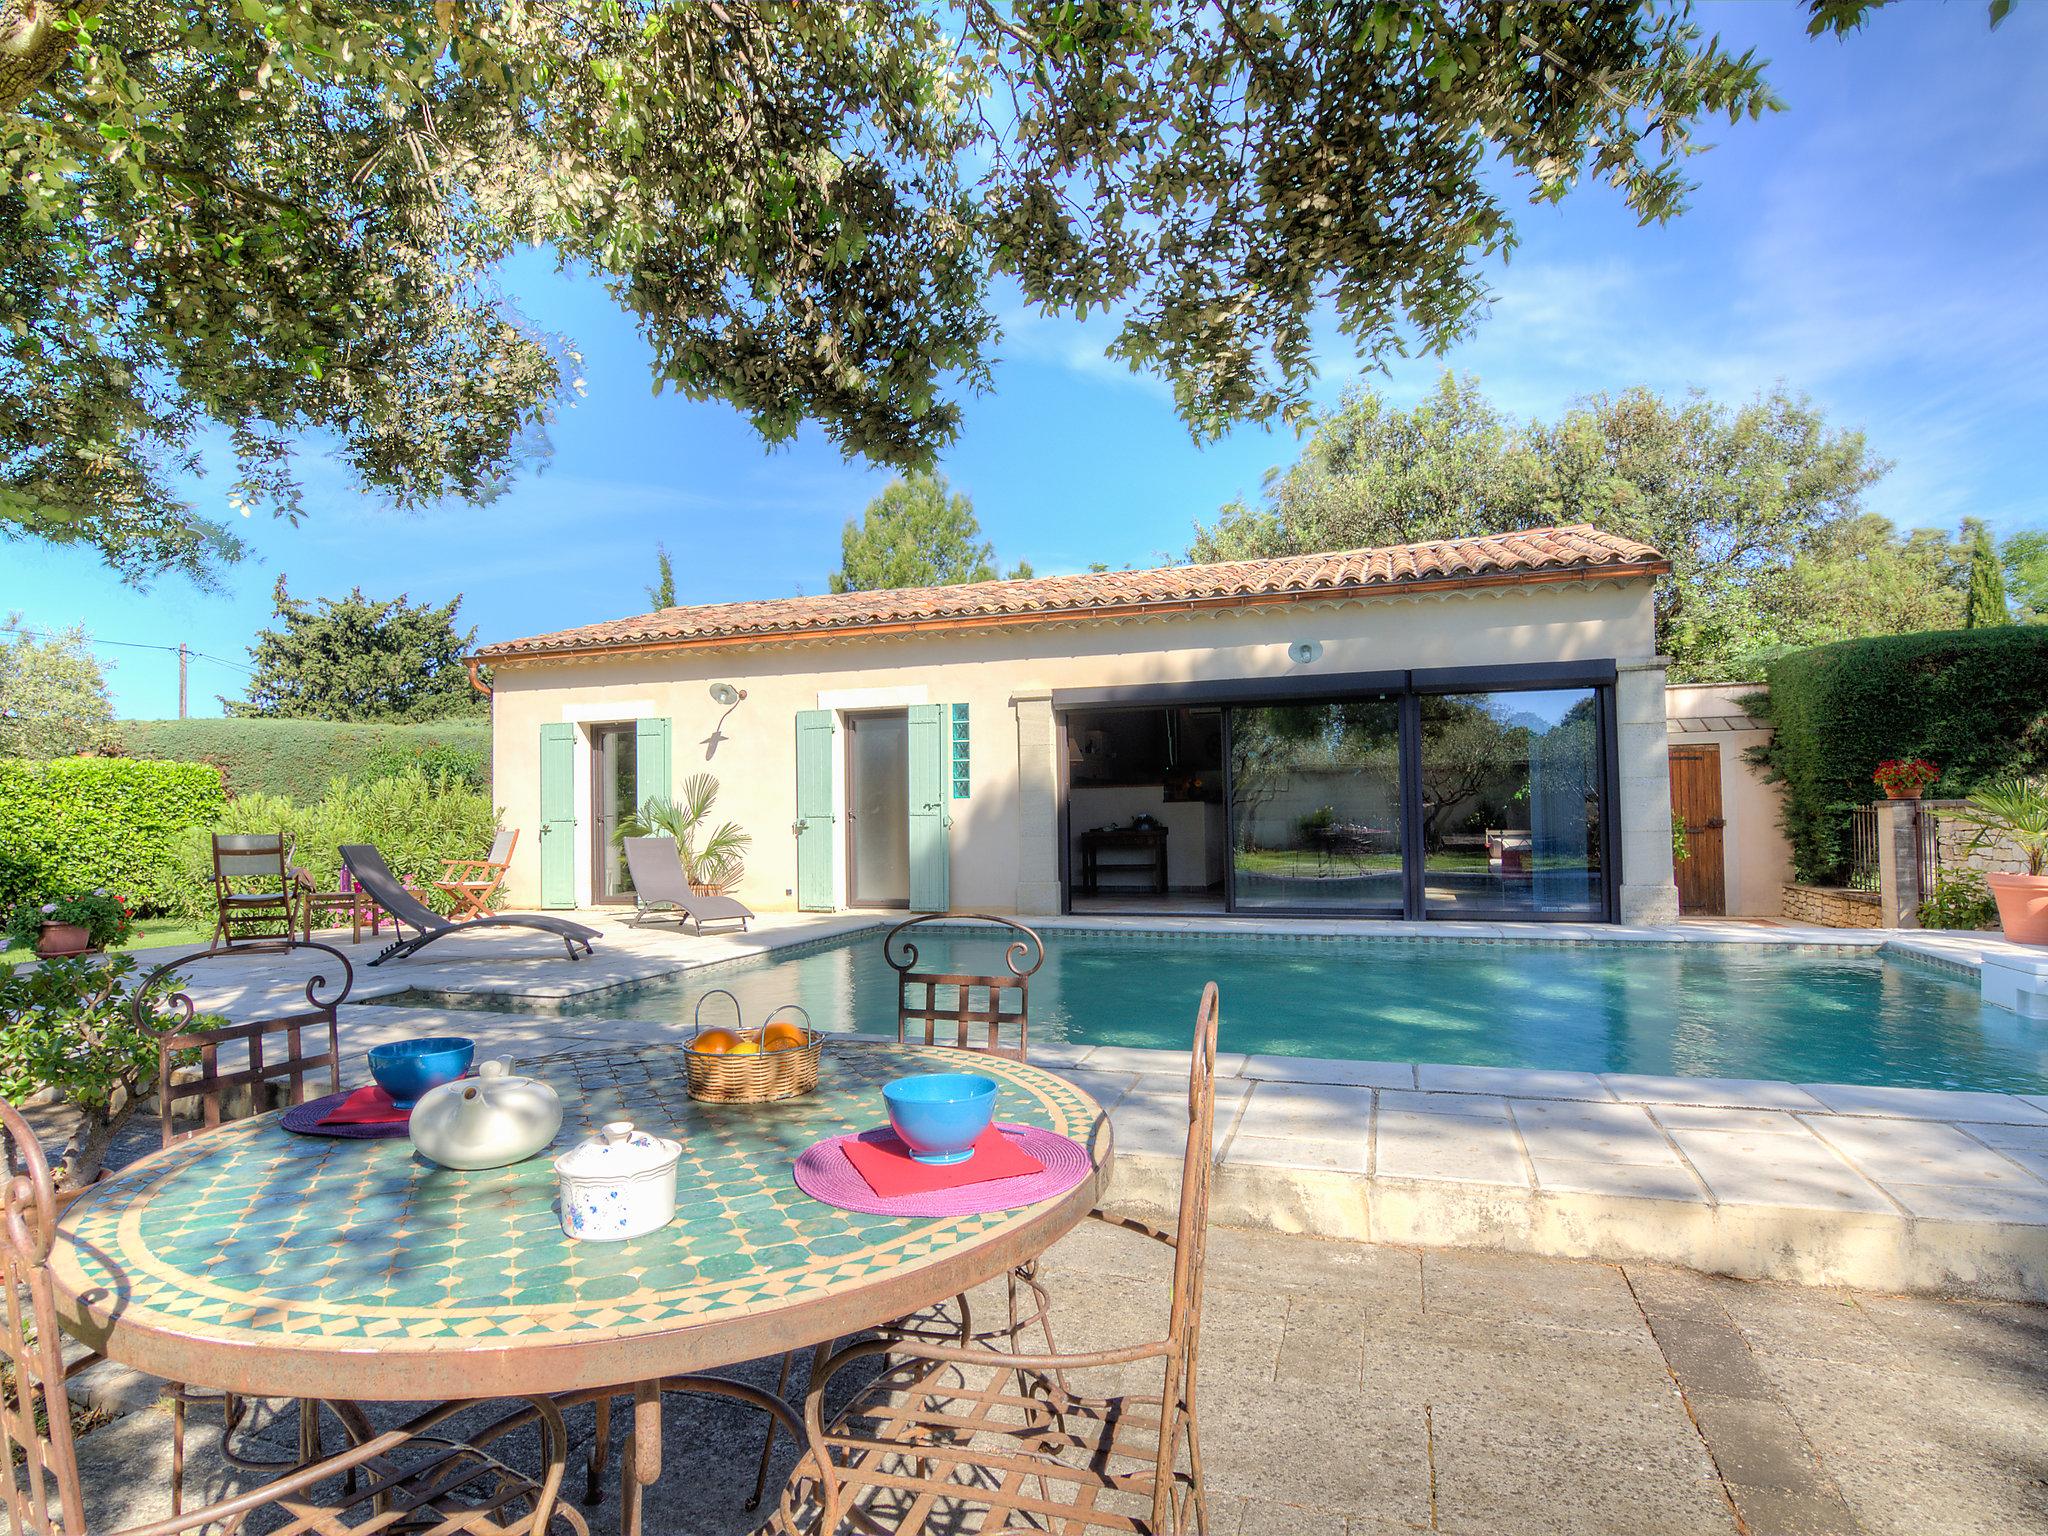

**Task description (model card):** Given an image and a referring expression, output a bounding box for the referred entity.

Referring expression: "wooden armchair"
[435,828,518,920]
[207,832,301,952]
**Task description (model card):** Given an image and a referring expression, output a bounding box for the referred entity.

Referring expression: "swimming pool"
[390,927,2048,1094]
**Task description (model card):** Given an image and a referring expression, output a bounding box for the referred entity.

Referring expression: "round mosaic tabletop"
[49,1040,1111,1401]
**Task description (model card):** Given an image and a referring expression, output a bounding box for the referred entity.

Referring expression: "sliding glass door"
[1206,682,1607,920]
[1417,689,1603,917]
[1229,697,1404,913]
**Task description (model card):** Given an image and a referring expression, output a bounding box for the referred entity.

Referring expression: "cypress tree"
[1964,522,2010,628]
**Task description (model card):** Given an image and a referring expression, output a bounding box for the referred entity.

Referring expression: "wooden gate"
[1668,744,1725,916]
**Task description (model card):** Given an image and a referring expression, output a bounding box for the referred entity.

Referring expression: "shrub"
[0,759,225,915]
[169,768,503,922]
[108,717,490,802]
[1915,870,2000,932]
[1754,628,2048,883]
[3,890,134,951]
[0,955,214,1186]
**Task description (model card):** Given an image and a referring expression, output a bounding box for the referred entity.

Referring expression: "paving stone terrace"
[64,1223,2048,1536]
[87,911,2048,1302]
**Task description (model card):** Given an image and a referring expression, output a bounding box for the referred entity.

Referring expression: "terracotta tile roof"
[475,524,1667,661]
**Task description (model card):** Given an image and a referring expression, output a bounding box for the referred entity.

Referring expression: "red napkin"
[843,1125,1045,1198]
[317,1084,413,1127]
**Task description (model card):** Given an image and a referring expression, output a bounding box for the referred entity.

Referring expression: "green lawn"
[2,916,217,966]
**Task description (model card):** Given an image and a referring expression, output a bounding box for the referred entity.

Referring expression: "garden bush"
[169,768,503,922]
[1754,627,2048,883]
[109,717,490,802]
[0,759,225,914]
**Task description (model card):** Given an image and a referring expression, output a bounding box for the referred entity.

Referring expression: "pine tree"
[1964,521,2011,628]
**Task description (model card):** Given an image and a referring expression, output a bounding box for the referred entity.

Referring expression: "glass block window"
[950,702,971,800]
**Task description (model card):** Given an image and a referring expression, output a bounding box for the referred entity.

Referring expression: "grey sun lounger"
[339,844,599,966]
[622,836,753,935]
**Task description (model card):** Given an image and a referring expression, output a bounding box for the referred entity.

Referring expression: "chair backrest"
[212,831,290,888]
[1153,980,1220,1533]
[883,914,1045,1062]
[485,827,519,867]
[140,943,353,1146]
[338,844,444,931]
[1,1097,88,1536]
[623,837,691,903]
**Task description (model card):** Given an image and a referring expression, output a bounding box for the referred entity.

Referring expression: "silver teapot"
[408,1059,564,1170]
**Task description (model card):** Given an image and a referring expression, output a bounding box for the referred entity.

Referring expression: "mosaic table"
[48,1040,1112,1403]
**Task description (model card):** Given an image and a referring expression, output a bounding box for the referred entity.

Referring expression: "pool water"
[398,928,2048,1095]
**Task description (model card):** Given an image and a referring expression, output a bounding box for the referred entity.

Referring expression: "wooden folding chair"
[434,828,518,920]
[208,832,301,952]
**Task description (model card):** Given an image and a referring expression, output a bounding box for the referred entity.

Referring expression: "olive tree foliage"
[0,615,112,756]
[2,0,1886,587]
[1191,373,1899,679]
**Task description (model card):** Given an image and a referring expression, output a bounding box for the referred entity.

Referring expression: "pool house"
[475,526,1682,925]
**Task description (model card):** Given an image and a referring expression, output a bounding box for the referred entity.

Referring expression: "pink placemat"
[794,1123,1091,1217]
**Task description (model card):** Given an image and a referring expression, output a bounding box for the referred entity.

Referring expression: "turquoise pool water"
[394,928,2048,1094]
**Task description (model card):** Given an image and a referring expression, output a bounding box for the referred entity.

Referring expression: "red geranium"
[1873,758,1940,796]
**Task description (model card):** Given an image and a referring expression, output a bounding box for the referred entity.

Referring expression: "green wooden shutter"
[795,710,836,911]
[634,717,672,813]
[538,722,577,909]
[908,703,951,913]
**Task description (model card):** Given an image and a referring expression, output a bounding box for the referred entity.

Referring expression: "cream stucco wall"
[1665,681,1791,920]
[487,578,1673,920]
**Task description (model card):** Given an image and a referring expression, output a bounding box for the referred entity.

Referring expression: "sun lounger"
[621,836,754,935]
[339,844,599,966]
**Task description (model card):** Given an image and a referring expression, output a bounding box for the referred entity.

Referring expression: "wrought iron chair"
[206,832,303,952]
[778,981,1220,1535]
[748,915,1050,1508]
[144,943,349,1514]
[885,913,1045,1060]
[1,1095,587,1536]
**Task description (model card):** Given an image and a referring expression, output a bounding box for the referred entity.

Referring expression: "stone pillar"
[1876,799,1922,929]
[1616,656,1681,925]
[1012,690,1062,915]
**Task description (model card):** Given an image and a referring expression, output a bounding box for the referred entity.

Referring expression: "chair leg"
[170,1383,187,1515]
[585,1392,612,1506]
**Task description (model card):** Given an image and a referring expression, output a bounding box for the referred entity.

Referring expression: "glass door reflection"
[1228,698,1404,913]
[847,711,911,908]
[591,723,639,903]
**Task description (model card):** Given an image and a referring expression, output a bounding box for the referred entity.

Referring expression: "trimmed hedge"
[0,759,226,914]
[167,770,503,924]
[110,718,490,802]
[1756,628,2048,883]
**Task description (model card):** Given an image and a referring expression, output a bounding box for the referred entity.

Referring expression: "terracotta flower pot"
[34,920,95,958]
[1987,872,2048,946]
[1883,786,1922,800]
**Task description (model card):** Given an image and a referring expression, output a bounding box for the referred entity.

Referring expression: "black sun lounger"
[621,836,754,935]
[339,843,599,966]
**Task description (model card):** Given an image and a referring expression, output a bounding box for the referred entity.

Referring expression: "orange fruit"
[762,1020,808,1053]
[692,1028,741,1054]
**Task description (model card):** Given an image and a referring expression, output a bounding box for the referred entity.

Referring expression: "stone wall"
[1781,882,1881,928]
[1923,798,2033,877]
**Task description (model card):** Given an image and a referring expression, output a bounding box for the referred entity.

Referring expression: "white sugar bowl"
[554,1121,681,1243]
[409,1060,563,1171]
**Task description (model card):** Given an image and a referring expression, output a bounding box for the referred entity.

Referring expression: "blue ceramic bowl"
[367,1037,475,1109]
[884,1072,998,1166]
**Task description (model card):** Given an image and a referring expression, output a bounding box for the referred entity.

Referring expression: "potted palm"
[616,773,751,894]
[1945,777,2048,945]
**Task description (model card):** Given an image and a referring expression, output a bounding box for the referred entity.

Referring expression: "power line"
[0,622,253,676]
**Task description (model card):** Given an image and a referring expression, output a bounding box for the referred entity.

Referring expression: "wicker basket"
[682,993,822,1104]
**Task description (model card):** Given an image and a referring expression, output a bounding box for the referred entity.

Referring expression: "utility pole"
[178,644,189,719]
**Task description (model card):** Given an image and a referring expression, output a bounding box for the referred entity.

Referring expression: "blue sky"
[6,1,2044,718]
